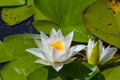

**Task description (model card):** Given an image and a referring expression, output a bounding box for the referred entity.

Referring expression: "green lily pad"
[27,61,99,80]
[33,0,96,43]
[27,67,48,80]
[2,34,36,58]
[0,43,13,63]
[0,34,42,80]
[101,58,120,80]
[33,20,95,43]
[83,0,120,48]
[0,0,26,6]
[2,0,36,26]
[34,0,97,25]
[51,76,62,80]
[0,54,41,80]
[34,8,51,21]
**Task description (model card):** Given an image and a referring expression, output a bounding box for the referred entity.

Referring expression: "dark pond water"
[0,9,38,41]
[0,9,39,68]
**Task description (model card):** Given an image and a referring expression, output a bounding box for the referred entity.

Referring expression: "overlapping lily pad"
[27,62,99,80]
[1,0,35,26]
[83,0,120,48]
[0,34,100,80]
[0,34,42,80]
[0,0,26,6]
[101,58,120,80]
[33,0,97,43]
[0,43,13,63]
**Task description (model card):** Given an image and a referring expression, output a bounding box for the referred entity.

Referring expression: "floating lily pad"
[2,0,36,26]
[0,34,42,80]
[0,43,13,63]
[0,0,26,6]
[83,0,120,48]
[28,62,100,80]
[102,58,120,80]
[33,0,96,43]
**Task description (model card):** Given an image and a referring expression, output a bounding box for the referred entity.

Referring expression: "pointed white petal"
[40,32,50,49]
[40,32,49,40]
[26,48,46,60]
[35,59,50,65]
[64,31,74,49]
[34,39,42,48]
[52,65,63,72]
[40,33,51,53]
[100,47,117,65]
[87,39,95,57]
[100,46,111,61]
[68,45,86,57]
[50,28,57,40]
[40,49,53,62]
[56,52,68,62]
[52,49,67,62]
[99,40,104,54]
[88,39,94,48]
[57,29,63,38]
[52,49,60,61]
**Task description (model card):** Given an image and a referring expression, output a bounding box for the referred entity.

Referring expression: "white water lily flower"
[86,39,118,65]
[26,28,86,71]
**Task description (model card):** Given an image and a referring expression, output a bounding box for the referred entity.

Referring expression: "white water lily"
[86,39,118,65]
[26,28,86,71]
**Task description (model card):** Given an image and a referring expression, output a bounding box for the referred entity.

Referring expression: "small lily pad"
[2,0,36,26]
[0,0,26,6]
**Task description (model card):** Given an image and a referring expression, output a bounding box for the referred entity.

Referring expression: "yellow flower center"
[51,41,64,50]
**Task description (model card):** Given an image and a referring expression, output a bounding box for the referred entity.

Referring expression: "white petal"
[40,49,53,62]
[52,49,61,62]
[56,52,68,62]
[100,46,111,61]
[50,28,57,40]
[87,39,95,57]
[40,32,49,44]
[57,29,63,38]
[100,46,117,65]
[52,49,67,62]
[40,33,51,53]
[26,48,46,60]
[52,64,63,72]
[34,39,42,48]
[40,32,49,40]
[99,40,104,54]
[40,32,50,49]
[35,59,50,65]
[68,45,86,57]
[64,31,74,49]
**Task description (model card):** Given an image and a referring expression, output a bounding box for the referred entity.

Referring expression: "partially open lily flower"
[26,28,86,71]
[86,39,118,66]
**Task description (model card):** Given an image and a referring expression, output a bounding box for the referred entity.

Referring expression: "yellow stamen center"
[51,41,64,50]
